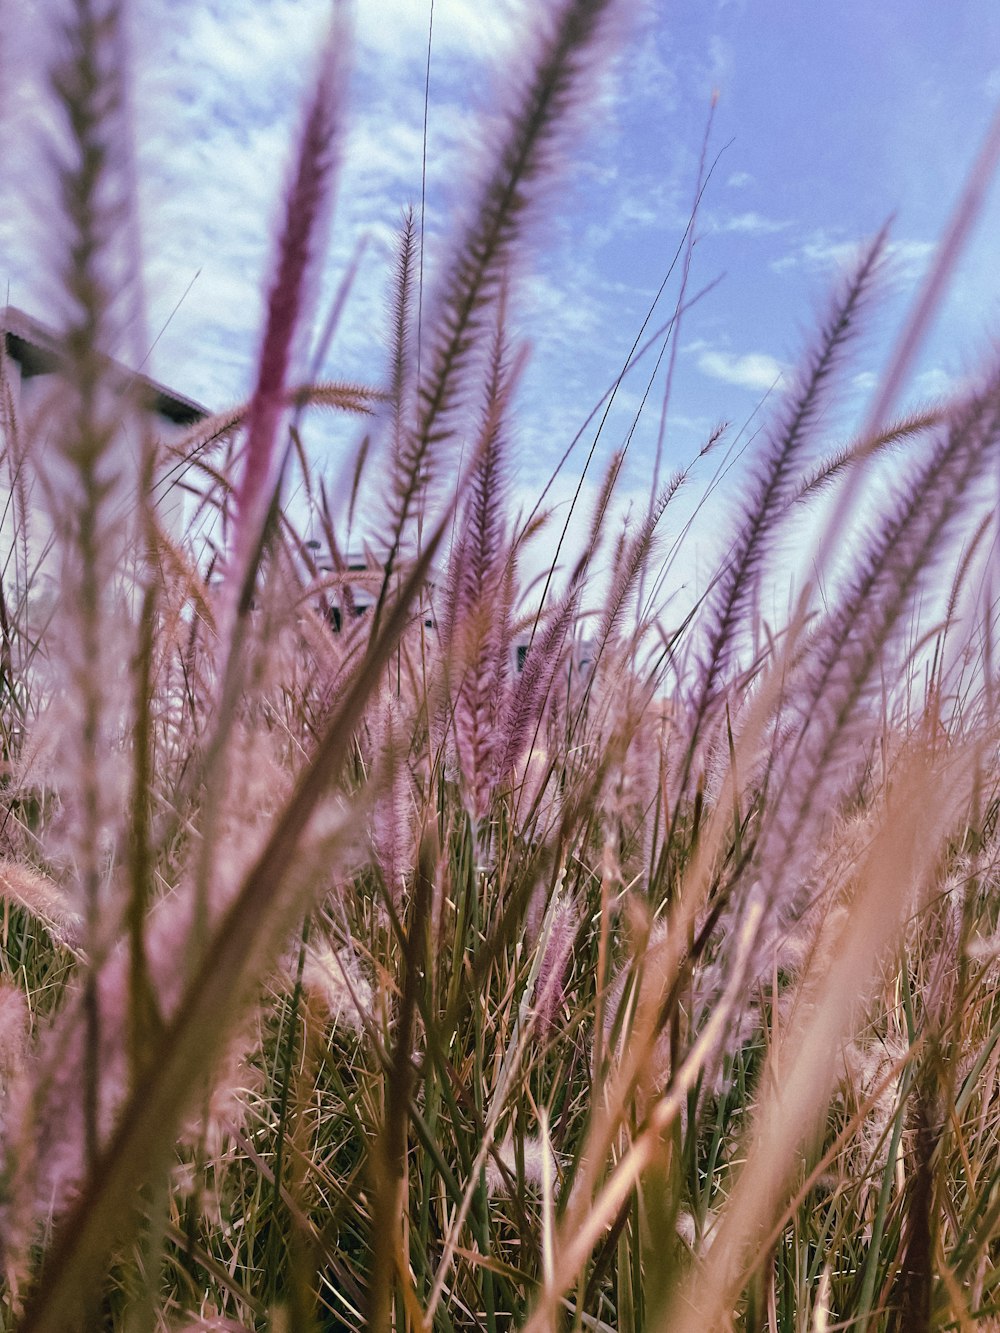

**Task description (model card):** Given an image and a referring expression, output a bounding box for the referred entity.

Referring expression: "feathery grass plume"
[15,499,453,1332]
[29,0,152,1183]
[683,226,889,781]
[925,507,995,710]
[590,477,678,673]
[9,0,1000,1323]
[596,683,668,880]
[287,379,384,417]
[495,583,579,793]
[298,935,374,1035]
[841,1032,910,1185]
[677,338,1000,1057]
[660,743,977,1333]
[512,742,561,838]
[794,403,943,502]
[366,690,416,903]
[0,335,35,716]
[187,15,351,975]
[886,1067,938,1330]
[156,405,244,502]
[699,380,1000,1031]
[484,1134,558,1197]
[599,917,672,1088]
[0,859,81,942]
[388,206,417,466]
[0,725,294,1254]
[0,981,29,1084]
[582,446,627,567]
[443,304,517,817]
[157,382,379,527]
[879,873,967,1328]
[367,816,437,1333]
[523,891,769,1331]
[765,374,1000,884]
[221,11,347,644]
[531,891,579,1033]
[675,1207,719,1258]
[177,1024,266,1164]
[374,0,623,617]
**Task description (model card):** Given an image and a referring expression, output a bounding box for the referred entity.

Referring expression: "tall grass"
[2,2,1000,1330]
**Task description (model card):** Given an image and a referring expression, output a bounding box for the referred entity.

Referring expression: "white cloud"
[851,366,964,409]
[0,0,565,411]
[913,366,957,399]
[717,211,793,236]
[0,0,727,577]
[772,231,935,285]
[887,239,937,282]
[625,31,681,114]
[582,177,689,250]
[707,34,734,93]
[696,349,784,391]
[356,0,529,71]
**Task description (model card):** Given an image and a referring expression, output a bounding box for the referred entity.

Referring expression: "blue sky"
[4,0,1000,599]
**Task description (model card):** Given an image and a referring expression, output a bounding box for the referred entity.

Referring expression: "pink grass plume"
[221,11,347,647]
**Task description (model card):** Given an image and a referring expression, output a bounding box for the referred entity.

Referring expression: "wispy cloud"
[716,211,793,236]
[913,366,958,399]
[772,230,934,284]
[851,365,966,408]
[625,31,681,114]
[4,0,989,558]
[1,0,553,414]
[696,348,785,391]
[707,33,734,90]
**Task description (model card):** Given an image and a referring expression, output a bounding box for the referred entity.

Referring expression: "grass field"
[3,1,1000,1328]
